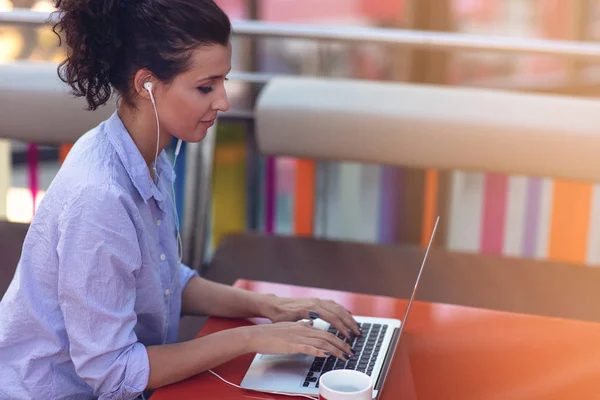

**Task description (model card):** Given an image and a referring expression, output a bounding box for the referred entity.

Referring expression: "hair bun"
[53,0,123,110]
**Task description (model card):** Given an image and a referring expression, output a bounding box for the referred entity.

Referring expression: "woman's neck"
[117,102,172,179]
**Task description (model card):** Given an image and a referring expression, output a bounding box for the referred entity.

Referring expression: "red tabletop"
[152,280,600,399]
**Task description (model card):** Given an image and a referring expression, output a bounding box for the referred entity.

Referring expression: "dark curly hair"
[52,0,231,111]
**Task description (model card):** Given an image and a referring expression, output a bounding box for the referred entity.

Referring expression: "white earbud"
[144,81,153,91]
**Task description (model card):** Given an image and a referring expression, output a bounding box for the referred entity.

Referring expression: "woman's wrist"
[252,293,280,321]
[234,325,258,354]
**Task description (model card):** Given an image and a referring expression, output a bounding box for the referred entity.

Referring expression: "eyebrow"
[197,67,232,82]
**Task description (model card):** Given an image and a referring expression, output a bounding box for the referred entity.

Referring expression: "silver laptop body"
[240,217,439,398]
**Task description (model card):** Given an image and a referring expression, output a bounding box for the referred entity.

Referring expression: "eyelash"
[197,86,213,94]
[197,78,229,94]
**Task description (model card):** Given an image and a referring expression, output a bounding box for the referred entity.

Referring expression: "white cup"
[318,370,373,400]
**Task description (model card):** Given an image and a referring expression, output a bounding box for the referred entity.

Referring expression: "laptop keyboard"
[302,322,387,388]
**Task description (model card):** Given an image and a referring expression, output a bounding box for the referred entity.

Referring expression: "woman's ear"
[133,69,155,100]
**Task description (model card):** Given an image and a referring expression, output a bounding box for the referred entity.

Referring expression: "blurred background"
[2,0,600,268]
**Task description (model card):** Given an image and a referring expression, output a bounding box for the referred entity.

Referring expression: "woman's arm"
[181,276,278,320]
[57,186,150,398]
[145,326,252,390]
[146,320,354,390]
[181,276,362,339]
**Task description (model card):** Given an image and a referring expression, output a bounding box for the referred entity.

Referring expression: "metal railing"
[2,8,600,60]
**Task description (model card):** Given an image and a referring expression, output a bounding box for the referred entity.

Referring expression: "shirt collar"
[105,111,173,204]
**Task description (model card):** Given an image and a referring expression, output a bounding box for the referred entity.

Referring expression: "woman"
[0,1,360,399]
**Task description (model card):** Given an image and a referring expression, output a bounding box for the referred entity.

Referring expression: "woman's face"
[154,42,232,143]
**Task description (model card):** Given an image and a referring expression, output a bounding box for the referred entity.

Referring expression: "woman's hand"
[245,321,354,360]
[262,295,361,340]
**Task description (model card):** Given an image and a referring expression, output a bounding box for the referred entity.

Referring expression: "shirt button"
[164,289,170,296]
[160,254,166,261]
[156,219,162,226]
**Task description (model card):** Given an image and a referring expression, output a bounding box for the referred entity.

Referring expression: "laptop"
[240,216,439,399]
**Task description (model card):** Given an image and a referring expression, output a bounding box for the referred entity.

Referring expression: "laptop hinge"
[374,326,400,395]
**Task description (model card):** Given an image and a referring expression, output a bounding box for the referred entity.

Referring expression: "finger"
[299,337,351,361]
[293,343,340,360]
[315,307,354,340]
[321,301,362,337]
[304,325,353,356]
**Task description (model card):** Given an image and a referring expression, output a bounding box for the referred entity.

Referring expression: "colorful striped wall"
[250,158,600,267]
[9,121,600,268]
[448,172,599,265]
[210,122,248,247]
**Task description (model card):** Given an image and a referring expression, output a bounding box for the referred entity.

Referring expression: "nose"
[212,87,230,113]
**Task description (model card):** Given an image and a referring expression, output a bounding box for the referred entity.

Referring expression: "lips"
[201,119,215,127]
[201,115,217,123]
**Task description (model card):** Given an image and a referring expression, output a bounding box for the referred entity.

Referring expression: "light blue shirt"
[0,111,198,399]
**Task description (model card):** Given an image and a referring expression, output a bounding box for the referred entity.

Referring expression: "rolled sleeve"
[117,343,150,398]
[57,185,149,399]
[179,263,199,292]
